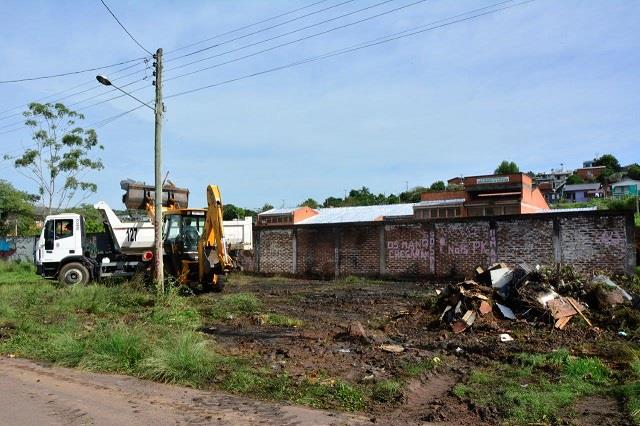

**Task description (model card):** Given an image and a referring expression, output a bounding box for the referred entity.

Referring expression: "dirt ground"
[0,356,369,426]
[199,276,636,425]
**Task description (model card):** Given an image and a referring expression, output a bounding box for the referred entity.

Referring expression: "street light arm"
[110,84,155,111]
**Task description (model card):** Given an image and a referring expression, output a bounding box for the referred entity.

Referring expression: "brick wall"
[252,211,636,278]
[255,228,294,273]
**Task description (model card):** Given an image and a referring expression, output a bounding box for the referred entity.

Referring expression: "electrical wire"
[1,0,536,137]
[98,0,153,55]
[165,0,536,101]
[0,56,148,84]
[165,0,358,63]
[165,0,332,55]
[164,0,429,83]
[0,59,150,122]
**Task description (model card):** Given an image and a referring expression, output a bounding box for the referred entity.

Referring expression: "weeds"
[0,281,367,413]
[210,293,262,319]
[454,350,613,424]
[372,380,403,403]
[403,356,441,377]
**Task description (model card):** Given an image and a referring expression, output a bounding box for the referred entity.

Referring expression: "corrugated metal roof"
[298,204,415,224]
[539,207,598,213]
[414,198,465,207]
[563,183,601,191]
[260,208,300,215]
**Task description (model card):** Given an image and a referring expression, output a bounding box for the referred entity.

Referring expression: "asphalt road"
[0,357,367,426]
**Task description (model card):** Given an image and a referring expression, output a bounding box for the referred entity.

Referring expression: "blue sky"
[0,0,638,210]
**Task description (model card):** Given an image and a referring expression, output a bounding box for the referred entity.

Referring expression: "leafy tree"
[0,180,36,236]
[446,184,464,191]
[4,102,103,217]
[223,203,243,220]
[565,174,584,185]
[66,204,104,233]
[299,198,319,209]
[593,154,621,172]
[399,186,427,203]
[386,194,400,204]
[429,181,446,191]
[259,203,274,213]
[626,163,640,181]
[323,196,343,208]
[494,160,520,175]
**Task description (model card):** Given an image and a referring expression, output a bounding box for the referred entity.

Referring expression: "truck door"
[41,218,78,263]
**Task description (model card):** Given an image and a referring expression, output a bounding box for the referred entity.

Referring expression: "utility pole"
[153,48,164,293]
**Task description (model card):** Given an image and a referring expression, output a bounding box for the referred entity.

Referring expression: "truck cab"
[35,213,94,284]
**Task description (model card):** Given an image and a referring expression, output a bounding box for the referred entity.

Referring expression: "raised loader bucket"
[120,179,189,210]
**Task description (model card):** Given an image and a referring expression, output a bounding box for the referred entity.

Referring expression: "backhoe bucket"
[120,179,189,210]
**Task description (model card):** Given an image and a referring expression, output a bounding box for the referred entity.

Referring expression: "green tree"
[399,186,427,203]
[66,204,104,233]
[0,180,36,236]
[223,203,244,221]
[565,174,584,185]
[259,203,274,213]
[323,196,343,208]
[626,163,640,180]
[4,102,103,217]
[386,194,400,204]
[593,154,621,172]
[299,198,319,209]
[429,181,446,191]
[494,160,520,175]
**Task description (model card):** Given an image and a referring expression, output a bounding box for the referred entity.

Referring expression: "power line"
[164,0,429,83]
[165,0,358,63]
[0,59,150,122]
[0,77,153,133]
[98,0,153,55]
[165,0,332,55]
[1,0,536,139]
[165,0,536,101]
[0,56,148,84]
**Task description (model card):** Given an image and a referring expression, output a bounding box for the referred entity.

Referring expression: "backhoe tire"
[59,262,90,286]
[211,275,225,293]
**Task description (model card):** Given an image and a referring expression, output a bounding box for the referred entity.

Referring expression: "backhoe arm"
[198,185,233,284]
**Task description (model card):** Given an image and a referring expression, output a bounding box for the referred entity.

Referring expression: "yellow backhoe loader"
[121,180,234,291]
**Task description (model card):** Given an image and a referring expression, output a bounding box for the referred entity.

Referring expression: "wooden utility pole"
[153,48,164,293]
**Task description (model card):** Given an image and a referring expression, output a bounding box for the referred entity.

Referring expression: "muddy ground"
[198,276,637,425]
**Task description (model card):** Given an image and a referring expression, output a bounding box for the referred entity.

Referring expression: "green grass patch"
[258,313,304,327]
[210,293,262,319]
[372,380,403,403]
[454,350,613,424]
[0,281,369,413]
[403,356,441,377]
[0,260,44,285]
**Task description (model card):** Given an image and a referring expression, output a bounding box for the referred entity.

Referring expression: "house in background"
[575,165,607,181]
[562,183,603,202]
[414,173,549,218]
[534,168,572,204]
[611,179,640,197]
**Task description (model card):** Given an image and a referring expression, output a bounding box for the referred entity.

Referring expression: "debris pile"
[438,263,637,334]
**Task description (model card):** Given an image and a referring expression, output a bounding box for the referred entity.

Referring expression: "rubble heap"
[438,263,638,333]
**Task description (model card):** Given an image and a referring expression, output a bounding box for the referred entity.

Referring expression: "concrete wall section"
[252,211,636,278]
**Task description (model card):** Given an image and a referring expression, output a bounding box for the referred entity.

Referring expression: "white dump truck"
[35,201,156,285]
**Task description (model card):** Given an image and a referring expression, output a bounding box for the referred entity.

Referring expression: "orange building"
[414,173,549,218]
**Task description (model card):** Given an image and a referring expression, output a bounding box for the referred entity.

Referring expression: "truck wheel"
[59,262,90,286]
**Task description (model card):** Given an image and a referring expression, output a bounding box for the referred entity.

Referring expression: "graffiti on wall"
[386,230,436,272]
[0,238,16,258]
